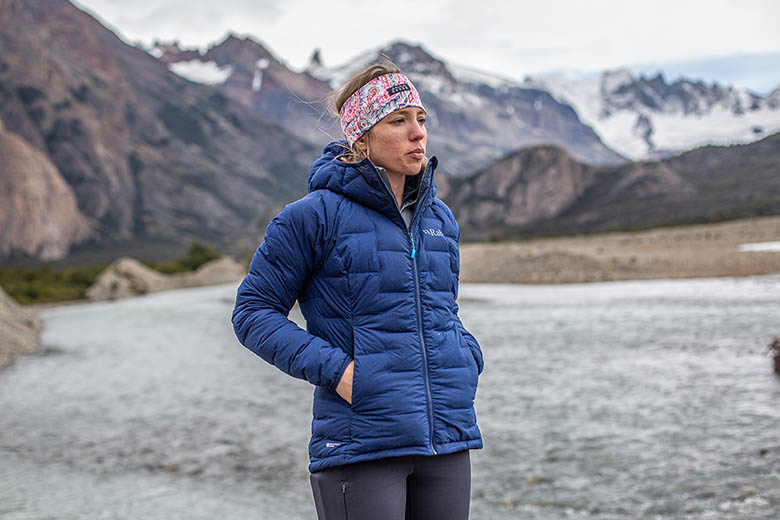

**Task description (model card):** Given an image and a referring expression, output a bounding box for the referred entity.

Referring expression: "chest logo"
[422,228,444,237]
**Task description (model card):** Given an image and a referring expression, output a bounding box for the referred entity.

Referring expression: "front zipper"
[371,163,437,455]
[409,229,437,455]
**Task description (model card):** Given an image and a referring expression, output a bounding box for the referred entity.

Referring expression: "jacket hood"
[308,140,438,221]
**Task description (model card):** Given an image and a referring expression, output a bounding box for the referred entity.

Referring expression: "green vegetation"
[0,264,106,305]
[0,241,221,305]
[145,241,220,274]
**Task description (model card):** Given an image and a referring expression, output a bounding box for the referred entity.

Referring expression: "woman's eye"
[418,118,426,125]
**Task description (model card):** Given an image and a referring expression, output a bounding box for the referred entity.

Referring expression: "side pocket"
[456,329,478,396]
[351,351,360,407]
[310,472,350,519]
[341,480,350,520]
[348,345,358,449]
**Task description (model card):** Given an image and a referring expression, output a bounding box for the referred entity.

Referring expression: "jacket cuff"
[328,355,354,392]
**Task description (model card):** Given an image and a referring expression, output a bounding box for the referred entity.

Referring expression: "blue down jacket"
[232,141,484,472]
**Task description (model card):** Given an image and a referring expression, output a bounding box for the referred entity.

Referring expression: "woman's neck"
[383,169,406,209]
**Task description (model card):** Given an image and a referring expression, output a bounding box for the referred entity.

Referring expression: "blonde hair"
[332,61,401,163]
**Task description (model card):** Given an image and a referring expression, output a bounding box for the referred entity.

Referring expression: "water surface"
[1,277,779,519]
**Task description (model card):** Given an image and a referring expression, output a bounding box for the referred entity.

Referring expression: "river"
[1,277,779,519]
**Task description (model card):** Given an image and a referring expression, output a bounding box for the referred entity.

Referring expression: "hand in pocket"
[336,360,354,404]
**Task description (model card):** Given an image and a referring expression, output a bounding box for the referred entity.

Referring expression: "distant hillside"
[442,132,780,240]
[0,0,317,262]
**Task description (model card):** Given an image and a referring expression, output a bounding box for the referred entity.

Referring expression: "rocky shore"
[0,256,247,369]
[460,216,780,284]
[86,256,247,301]
[0,287,42,370]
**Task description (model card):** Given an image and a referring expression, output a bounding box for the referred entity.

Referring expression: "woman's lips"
[408,150,425,160]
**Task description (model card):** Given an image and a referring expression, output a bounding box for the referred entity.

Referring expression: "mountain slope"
[444,132,780,240]
[154,35,336,145]
[0,0,318,261]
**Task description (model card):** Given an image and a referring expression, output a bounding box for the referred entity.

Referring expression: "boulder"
[87,256,246,301]
[87,257,174,301]
[175,257,247,288]
[0,287,42,369]
[770,337,780,375]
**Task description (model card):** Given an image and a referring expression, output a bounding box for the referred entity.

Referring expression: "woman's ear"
[355,136,368,154]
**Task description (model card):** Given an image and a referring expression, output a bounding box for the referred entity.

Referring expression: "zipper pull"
[410,234,416,259]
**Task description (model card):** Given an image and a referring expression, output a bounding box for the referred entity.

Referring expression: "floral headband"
[339,73,426,146]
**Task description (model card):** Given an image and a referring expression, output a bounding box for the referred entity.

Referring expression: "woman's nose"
[409,121,426,141]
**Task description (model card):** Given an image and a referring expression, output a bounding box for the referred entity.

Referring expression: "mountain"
[527,69,780,161]
[310,42,628,174]
[767,86,780,109]
[151,34,336,145]
[627,53,780,96]
[159,39,626,175]
[444,132,780,241]
[0,0,318,262]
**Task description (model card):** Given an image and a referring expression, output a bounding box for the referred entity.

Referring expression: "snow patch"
[252,58,270,92]
[168,60,233,85]
[738,241,780,252]
[448,63,519,89]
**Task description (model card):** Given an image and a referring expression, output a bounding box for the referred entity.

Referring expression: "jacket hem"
[308,438,483,473]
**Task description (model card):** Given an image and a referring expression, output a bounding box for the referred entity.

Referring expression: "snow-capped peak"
[600,68,635,95]
[528,68,780,160]
[307,40,457,90]
[168,60,233,86]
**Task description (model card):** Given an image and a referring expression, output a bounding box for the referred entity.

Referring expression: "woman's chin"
[404,159,425,175]
[382,158,424,176]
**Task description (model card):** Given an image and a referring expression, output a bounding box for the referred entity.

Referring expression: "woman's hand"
[336,360,354,404]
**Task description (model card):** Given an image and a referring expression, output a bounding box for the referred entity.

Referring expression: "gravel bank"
[460,216,780,284]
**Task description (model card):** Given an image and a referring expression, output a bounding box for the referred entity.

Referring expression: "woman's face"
[360,107,427,176]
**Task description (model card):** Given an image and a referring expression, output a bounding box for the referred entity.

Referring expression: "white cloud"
[73,0,780,90]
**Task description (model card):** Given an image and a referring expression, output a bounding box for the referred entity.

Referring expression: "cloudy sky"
[73,0,780,93]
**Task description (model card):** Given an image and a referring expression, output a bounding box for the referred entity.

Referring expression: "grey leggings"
[309,450,471,520]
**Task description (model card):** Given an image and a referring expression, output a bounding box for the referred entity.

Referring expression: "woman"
[232,63,484,519]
